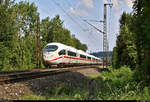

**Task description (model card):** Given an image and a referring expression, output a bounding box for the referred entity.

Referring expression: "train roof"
[46,42,102,60]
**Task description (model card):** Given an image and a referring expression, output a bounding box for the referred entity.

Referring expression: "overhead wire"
[36,0,93,45]
[64,0,103,51]
[64,0,101,34]
[75,0,104,52]
[35,0,103,52]
[65,0,90,30]
[53,0,101,52]
[51,0,87,32]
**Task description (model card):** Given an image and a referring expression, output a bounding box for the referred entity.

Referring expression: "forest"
[112,0,150,83]
[0,0,87,70]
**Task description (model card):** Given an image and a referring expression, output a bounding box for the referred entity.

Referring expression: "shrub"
[95,65,150,100]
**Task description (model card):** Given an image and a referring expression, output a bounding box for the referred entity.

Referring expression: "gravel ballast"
[0,67,103,100]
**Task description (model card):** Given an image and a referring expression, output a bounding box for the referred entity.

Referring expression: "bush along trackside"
[21,66,150,100]
[94,66,150,100]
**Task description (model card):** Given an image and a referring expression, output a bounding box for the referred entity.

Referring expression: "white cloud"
[125,0,133,8]
[103,0,106,3]
[82,0,94,8]
[69,0,94,16]
[70,7,88,16]
[112,0,119,9]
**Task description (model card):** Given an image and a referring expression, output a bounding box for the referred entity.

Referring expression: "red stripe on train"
[47,56,96,62]
[49,56,63,62]
[64,56,94,62]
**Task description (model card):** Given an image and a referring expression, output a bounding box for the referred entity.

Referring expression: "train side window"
[80,54,86,59]
[87,56,91,60]
[92,58,95,60]
[59,49,66,55]
[68,51,76,57]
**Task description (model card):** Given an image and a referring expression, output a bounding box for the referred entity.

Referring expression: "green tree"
[133,0,150,79]
[112,47,117,68]
[112,12,137,69]
[13,1,38,68]
[41,15,87,52]
[0,0,17,69]
[0,0,88,70]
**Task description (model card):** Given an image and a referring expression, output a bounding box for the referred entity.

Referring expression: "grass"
[21,66,150,100]
[20,95,46,100]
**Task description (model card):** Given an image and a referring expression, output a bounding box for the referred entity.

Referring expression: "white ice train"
[42,42,102,67]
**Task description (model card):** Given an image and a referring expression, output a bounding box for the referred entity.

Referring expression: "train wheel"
[48,65,51,68]
[44,64,48,68]
[58,64,64,68]
[57,64,61,68]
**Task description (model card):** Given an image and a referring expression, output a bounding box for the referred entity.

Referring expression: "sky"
[17,0,134,53]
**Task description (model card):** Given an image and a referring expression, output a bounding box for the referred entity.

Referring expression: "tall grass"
[95,66,150,100]
[21,66,150,100]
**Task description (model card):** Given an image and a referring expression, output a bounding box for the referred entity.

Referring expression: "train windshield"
[44,45,58,52]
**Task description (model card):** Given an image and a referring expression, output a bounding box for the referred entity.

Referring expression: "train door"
[75,50,78,65]
[66,49,71,65]
[58,49,65,64]
[68,50,71,65]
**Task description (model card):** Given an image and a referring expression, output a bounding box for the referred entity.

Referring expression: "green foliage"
[0,0,87,70]
[133,0,150,79]
[112,47,117,68]
[0,1,17,70]
[102,66,133,89]
[112,0,150,84]
[41,16,88,52]
[47,84,88,100]
[54,84,74,96]
[95,66,150,100]
[21,95,46,100]
[21,66,150,100]
[143,87,150,100]
[112,12,137,69]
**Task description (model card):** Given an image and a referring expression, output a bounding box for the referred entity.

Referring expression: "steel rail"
[0,65,101,85]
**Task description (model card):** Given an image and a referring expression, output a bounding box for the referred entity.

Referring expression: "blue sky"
[17,0,134,53]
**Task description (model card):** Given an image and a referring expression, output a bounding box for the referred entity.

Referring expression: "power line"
[86,29,102,49]
[53,0,103,52]
[51,0,86,32]
[46,0,97,51]
[36,0,102,52]
[83,20,104,34]
[64,0,101,38]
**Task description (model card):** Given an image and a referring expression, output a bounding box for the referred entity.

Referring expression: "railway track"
[0,65,101,85]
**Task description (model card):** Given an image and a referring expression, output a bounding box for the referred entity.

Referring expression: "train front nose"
[42,54,47,61]
[42,52,54,62]
[42,44,59,67]
[42,54,48,65]
[42,53,54,66]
